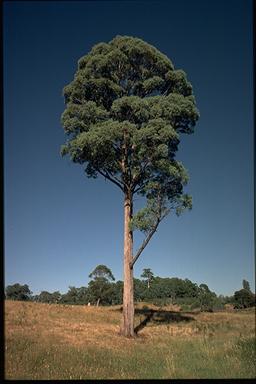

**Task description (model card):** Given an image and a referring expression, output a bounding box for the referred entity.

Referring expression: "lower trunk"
[120,193,134,337]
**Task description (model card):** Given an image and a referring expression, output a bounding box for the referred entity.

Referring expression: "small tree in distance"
[234,289,255,309]
[242,279,251,292]
[198,284,216,312]
[234,279,255,309]
[141,268,154,289]
[61,35,199,336]
[88,265,115,282]
[88,265,115,306]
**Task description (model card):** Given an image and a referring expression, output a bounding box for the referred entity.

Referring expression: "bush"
[151,298,172,307]
[234,289,255,309]
[175,297,201,311]
[5,284,32,301]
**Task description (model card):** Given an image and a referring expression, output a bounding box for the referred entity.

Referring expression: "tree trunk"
[121,192,134,337]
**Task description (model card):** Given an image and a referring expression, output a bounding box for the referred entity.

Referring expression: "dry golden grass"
[4,300,256,379]
[5,300,255,347]
[6,301,120,348]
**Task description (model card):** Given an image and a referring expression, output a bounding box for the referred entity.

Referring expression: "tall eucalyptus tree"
[61,35,199,337]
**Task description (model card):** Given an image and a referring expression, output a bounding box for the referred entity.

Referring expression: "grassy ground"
[4,300,256,379]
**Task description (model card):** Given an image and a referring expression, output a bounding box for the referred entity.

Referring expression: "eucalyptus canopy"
[61,35,198,229]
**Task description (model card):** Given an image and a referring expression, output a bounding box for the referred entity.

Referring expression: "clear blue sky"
[4,0,254,296]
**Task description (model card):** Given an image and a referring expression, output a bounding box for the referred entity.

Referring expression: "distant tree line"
[4,267,255,312]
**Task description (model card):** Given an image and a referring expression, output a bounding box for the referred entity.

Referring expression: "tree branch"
[133,183,147,194]
[130,219,160,269]
[96,169,124,191]
[130,192,172,269]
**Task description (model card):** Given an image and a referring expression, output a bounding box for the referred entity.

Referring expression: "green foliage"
[177,297,201,311]
[242,279,251,292]
[59,286,89,305]
[232,279,255,309]
[61,35,199,239]
[105,281,123,305]
[141,268,154,280]
[198,284,217,312]
[133,278,147,301]
[87,280,110,305]
[87,265,116,305]
[7,274,240,311]
[59,286,78,304]
[234,289,255,309]
[88,264,115,282]
[5,283,32,301]
[141,268,155,288]
[35,291,61,304]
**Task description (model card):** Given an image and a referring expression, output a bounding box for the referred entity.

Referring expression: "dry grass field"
[4,300,256,379]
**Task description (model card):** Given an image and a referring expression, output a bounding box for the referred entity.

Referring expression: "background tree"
[88,265,115,306]
[5,283,32,301]
[35,290,62,304]
[198,284,216,312]
[183,279,199,298]
[61,35,199,336]
[59,286,81,304]
[37,291,53,303]
[75,287,90,305]
[141,268,154,288]
[51,291,62,303]
[133,278,147,302]
[242,279,251,292]
[234,289,255,309]
[111,280,124,305]
[233,280,255,309]
[88,265,115,282]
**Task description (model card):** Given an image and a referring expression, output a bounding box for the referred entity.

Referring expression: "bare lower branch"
[130,220,160,269]
[129,198,171,269]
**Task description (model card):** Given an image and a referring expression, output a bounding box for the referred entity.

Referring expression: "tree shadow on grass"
[134,308,195,334]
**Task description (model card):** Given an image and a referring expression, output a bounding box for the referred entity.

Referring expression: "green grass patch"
[5,334,256,379]
[5,334,167,379]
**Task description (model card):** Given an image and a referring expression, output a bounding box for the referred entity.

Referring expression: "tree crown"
[61,35,199,234]
[141,268,154,280]
[89,264,115,282]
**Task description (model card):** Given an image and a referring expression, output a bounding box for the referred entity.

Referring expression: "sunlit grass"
[4,301,255,379]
